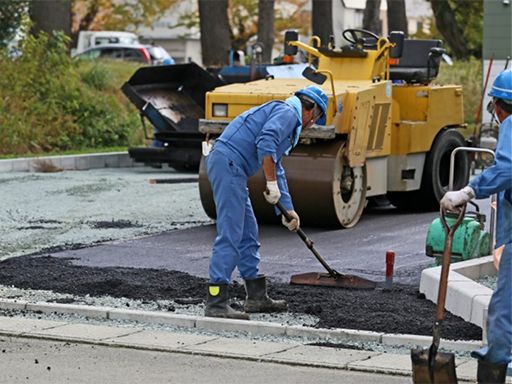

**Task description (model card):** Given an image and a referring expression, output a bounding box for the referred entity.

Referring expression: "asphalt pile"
[0,255,482,341]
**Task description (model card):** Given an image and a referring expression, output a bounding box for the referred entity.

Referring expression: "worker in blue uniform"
[204,85,328,320]
[441,69,512,384]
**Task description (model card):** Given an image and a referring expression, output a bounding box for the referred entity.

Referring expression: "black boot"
[477,359,508,384]
[244,275,288,313]
[205,283,249,320]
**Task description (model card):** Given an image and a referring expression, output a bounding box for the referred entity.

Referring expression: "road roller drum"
[199,139,366,228]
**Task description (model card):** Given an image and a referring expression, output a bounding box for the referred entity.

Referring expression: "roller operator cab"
[198,29,470,228]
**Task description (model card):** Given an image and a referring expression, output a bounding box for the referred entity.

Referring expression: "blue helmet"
[488,69,512,101]
[295,85,328,125]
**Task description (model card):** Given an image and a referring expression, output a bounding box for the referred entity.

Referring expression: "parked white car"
[73,31,139,55]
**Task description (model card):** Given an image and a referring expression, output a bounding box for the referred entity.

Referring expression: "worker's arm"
[469,116,512,198]
[262,156,276,181]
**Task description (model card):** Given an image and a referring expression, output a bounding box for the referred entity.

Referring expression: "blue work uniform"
[470,114,512,364]
[206,98,302,284]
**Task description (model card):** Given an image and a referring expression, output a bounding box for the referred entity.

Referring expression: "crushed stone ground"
[0,167,483,343]
[0,168,210,259]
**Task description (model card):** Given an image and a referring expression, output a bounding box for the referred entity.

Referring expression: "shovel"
[275,201,376,289]
[411,205,466,384]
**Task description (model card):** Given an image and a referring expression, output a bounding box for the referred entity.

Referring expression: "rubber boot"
[204,283,249,320]
[244,275,288,313]
[477,359,508,384]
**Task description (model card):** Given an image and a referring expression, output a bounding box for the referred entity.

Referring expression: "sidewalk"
[0,305,487,383]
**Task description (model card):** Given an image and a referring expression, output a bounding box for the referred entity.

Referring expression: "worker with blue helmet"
[204,85,328,320]
[441,69,512,383]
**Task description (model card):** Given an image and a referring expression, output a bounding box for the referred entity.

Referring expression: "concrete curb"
[0,298,482,352]
[0,152,135,172]
[420,256,494,331]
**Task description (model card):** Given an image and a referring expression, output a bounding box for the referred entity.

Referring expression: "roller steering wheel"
[342,28,379,47]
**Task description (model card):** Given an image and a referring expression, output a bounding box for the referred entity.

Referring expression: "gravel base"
[0,284,319,327]
[477,275,497,290]
[0,168,211,259]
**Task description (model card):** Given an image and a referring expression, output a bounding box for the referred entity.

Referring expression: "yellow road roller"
[198,29,470,228]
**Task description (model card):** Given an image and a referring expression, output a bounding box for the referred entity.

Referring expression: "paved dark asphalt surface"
[45,196,492,286]
[45,206,438,285]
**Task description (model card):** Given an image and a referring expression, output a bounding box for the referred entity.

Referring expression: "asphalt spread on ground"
[0,255,482,341]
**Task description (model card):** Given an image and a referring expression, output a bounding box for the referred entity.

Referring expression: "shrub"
[0,31,143,156]
[436,58,482,126]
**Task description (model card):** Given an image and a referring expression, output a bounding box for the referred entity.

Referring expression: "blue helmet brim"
[316,114,326,125]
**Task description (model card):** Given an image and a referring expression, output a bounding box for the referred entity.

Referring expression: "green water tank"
[425,212,491,265]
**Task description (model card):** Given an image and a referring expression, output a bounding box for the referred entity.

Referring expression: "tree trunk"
[430,0,469,59]
[387,0,408,36]
[198,0,231,67]
[312,0,333,47]
[257,0,274,63]
[29,0,71,37]
[363,0,381,35]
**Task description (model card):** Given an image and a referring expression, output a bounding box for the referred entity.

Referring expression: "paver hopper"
[122,63,222,171]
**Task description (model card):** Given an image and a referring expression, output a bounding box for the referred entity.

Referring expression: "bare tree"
[430,0,469,59]
[312,0,333,46]
[198,0,231,67]
[29,0,71,37]
[362,0,381,35]
[387,0,407,36]
[257,0,274,63]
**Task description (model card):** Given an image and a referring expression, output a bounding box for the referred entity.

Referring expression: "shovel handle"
[435,205,466,323]
[275,201,341,277]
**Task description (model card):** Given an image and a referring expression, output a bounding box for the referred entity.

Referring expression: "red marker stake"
[385,250,395,290]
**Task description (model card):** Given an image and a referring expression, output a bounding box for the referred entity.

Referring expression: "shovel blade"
[290,272,376,289]
[411,347,458,384]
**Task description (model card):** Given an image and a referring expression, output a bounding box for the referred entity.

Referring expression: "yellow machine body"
[198,33,468,227]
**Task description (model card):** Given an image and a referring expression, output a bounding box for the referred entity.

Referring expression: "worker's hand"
[263,180,281,205]
[282,210,300,232]
[440,186,475,212]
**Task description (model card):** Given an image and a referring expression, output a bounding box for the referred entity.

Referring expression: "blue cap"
[488,69,512,101]
[295,85,328,125]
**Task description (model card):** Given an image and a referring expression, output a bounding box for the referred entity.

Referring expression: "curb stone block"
[446,281,483,321]
[470,294,492,328]
[382,333,431,348]
[26,302,109,319]
[0,299,28,311]
[108,309,197,328]
[59,156,76,170]
[12,159,29,172]
[0,160,13,172]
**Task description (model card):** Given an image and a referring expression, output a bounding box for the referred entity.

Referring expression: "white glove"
[263,180,281,205]
[440,186,475,212]
[282,210,300,232]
